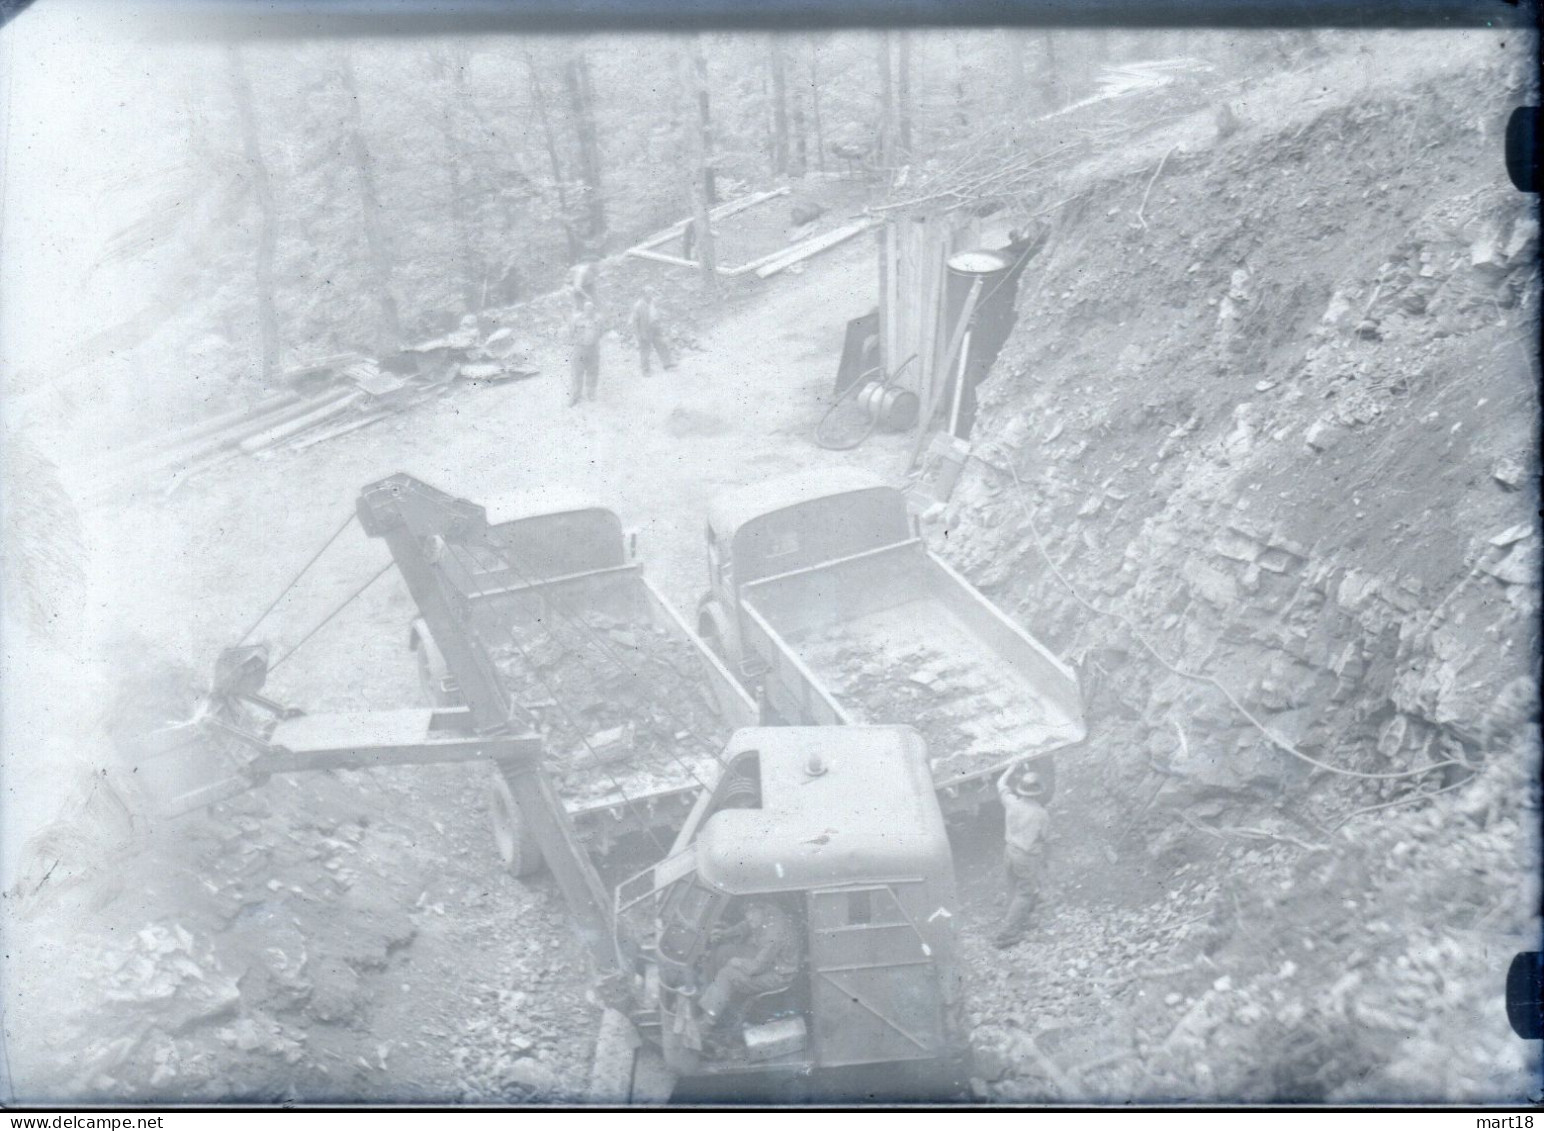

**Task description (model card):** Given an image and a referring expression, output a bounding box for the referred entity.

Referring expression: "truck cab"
[698,467,914,677]
[613,726,970,1095]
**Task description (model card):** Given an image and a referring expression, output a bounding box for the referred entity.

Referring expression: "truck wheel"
[488,767,544,877]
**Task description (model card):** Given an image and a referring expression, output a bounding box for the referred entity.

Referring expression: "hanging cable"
[269,560,394,673]
[237,511,358,646]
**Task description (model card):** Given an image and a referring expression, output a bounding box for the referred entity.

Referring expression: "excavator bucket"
[125,646,280,818]
[130,720,260,817]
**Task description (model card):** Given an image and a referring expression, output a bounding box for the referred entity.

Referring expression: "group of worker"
[565,259,679,408]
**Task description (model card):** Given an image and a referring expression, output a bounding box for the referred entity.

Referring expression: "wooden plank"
[100,388,354,490]
[100,390,303,470]
[901,220,912,369]
[625,186,790,254]
[928,224,951,392]
[916,218,944,399]
[755,218,876,280]
[240,392,361,454]
[909,274,981,468]
[624,247,701,269]
[722,222,852,276]
[890,223,902,375]
[877,225,891,380]
[288,408,394,452]
[887,223,900,371]
[913,218,936,404]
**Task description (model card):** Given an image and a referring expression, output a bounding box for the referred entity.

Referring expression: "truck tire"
[488,766,544,877]
[697,599,743,676]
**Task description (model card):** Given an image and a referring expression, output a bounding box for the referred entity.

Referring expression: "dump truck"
[607,725,969,1096]
[398,481,759,869]
[696,467,1086,816]
[137,473,971,1101]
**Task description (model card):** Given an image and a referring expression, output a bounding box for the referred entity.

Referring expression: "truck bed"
[462,565,756,817]
[794,600,1073,784]
[741,541,1085,791]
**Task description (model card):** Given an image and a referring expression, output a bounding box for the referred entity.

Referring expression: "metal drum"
[857,381,921,432]
[936,249,1018,438]
[941,249,1015,354]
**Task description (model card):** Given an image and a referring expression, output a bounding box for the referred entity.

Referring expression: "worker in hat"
[628,287,677,378]
[566,288,603,407]
[994,764,1051,948]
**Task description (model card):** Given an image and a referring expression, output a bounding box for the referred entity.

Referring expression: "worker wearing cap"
[995,764,1051,948]
[567,289,603,407]
[698,901,800,1027]
[629,288,677,378]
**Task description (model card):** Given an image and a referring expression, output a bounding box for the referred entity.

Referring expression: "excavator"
[135,473,973,1102]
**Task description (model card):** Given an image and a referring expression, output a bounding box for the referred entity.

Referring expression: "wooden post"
[909,275,981,468]
[876,224,890,381]
[682,39,718,295]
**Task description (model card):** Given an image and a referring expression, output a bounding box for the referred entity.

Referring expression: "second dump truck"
[696,467,1086,815]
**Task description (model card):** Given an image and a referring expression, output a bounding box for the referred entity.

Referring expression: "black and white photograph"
[0,0,1538,1109]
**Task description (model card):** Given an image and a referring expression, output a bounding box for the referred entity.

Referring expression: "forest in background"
[2,23,1324,448]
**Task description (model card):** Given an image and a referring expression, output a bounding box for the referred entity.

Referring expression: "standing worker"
[567,288,603,407]
[629,288,677,377]
[994,764,1051,948]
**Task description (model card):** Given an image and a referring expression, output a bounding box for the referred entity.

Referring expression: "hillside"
[940,32,1538,1101]
[0,22,1536,1108]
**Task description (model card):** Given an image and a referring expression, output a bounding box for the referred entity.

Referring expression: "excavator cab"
[612,726,971,1094]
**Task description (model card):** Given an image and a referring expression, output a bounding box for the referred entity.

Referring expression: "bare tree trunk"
[226,46,280,385]
[808,39,826,172]
[790,78,808,177]
[1004,30,1029,114]
[1041,31,1062,109]
[876,31,895,170]
[769,35,789,176]
[337,51,400,355]
[681,40,717,295]
[688,36,717,205]
[952,39,969,129]
[897,30,913,160]
[437,45,480,311]
[525,48,578,262]
[562,46,606,255]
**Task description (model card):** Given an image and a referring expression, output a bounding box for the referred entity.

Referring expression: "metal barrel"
[937,249,1018,437]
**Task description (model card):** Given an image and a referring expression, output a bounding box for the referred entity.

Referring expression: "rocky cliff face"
[941,36,1538,1101]
[948,45,1536,816]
